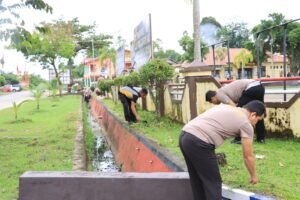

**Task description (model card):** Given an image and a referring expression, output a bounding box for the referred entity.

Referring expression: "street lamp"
[254,18,300,100]
[91,38,95,86]
[206,40,231,79]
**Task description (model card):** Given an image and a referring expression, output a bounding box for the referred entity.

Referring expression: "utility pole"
[92,38,95,87]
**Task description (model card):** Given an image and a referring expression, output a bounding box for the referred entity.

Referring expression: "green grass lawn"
[102,98,300,200]
[0,95,81,200]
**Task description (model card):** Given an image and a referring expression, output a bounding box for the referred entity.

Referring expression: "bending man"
[118,85,148,123]
[179,100,265,200]
[205,79,265,143]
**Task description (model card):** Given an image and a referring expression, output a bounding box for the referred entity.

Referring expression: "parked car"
[2,84,22,92]
[2,84,12,92]
[12,84,22,92]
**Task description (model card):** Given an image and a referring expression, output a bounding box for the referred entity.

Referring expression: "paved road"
[0,91,34,110]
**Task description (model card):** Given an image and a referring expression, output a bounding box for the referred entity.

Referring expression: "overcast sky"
[1,0,299,79]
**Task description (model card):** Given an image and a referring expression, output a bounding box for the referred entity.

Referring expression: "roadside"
[0,95,81,200]
[0,91,34,110]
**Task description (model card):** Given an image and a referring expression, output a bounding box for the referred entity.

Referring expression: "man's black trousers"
[236,84,266,141]
[119,93,137,122]
[179,131,222,200]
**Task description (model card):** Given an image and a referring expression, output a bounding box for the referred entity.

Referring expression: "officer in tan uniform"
[179,100,266,200]
[118,85,148,123]
[205,79,265,143]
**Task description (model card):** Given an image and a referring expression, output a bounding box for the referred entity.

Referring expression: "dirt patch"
[73,98,87,171]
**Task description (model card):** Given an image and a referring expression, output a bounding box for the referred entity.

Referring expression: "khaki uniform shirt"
[182,105,254,147]
[216,79,256,104]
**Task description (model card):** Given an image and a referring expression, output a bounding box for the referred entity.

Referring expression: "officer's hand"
[250,176,258,184]
[136,115,141,122]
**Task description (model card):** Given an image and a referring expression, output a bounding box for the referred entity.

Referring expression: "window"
[90,64,94,72]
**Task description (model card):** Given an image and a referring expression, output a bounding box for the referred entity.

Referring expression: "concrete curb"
[72,97,87,171]
[222,185,275,200]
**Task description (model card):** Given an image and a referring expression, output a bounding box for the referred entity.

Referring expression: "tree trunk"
[158,82,165,117]
[193,0,201,61]
[52,60,62,96]
[271,44,274,77]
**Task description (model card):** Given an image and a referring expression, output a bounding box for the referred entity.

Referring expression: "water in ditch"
[88,111,120,172]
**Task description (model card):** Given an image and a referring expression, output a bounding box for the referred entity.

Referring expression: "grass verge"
[102,98,300,200]
[82,103,96,170]
[0,95,80,200]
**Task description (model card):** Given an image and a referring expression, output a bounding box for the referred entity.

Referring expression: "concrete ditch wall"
[19,172,275,200]
[163,76,300,138]
[19,172,193,200]
[90,97,185,172]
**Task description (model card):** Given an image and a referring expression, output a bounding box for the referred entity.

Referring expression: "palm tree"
[270,30,276,77]
[216,47,227,78]
[12,100,31,121]
[233,49,253,79]
[99,47,116,80]
[216,47,226,62]
[0,54,4,68]
[31,83,46,110]
[185,0,201,62]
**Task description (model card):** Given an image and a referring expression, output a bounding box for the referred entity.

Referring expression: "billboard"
[116,46,125,76]
[49,69,70,85]
[131,14,153,71]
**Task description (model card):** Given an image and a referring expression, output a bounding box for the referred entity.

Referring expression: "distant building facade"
[83,57,115,87]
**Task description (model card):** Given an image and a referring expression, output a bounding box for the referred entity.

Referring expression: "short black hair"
[243,100,266,117]
[205,90,216,102]
[141,88,148,95]
[90,86,95,92]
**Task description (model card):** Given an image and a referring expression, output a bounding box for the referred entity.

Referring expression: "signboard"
[100,67,107,77]
[131,14,153,71]
[116,47,125,76]
[49,69,70,85]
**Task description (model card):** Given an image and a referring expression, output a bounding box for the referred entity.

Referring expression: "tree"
[233,49,253,79]
[72,65,85,79]
[31,83,46,110]
[288,25,300,73]
[99,47,116,79]
[48,79,59,98]
[215,47,226,63]
[0,75,5,86]
[0,0,52,41]
[252,13,300,73]
[200,17,222,46]
[71,18,113,58]
[1,72,19,84]
[29,74,46,88]
[12,100,30,121]
[179,31,209,62]
[185,0,201,61]
[139,59,174,116]
[251,13,287,71]
[153,38,181,62]
[10,20,75,95]
[201,16,222,28]
[0,55,4,68]
[114,35,127,49]
[217,22,250,48]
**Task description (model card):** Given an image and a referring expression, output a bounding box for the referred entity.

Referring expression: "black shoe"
[230,139,241,144]
[256,139,265,144]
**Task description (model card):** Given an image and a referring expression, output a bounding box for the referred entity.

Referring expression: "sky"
[0,0,299,79]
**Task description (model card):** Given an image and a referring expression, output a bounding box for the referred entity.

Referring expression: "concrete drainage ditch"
[88,110,119,172]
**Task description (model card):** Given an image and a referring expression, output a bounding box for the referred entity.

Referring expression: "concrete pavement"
[0,91,34,111]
